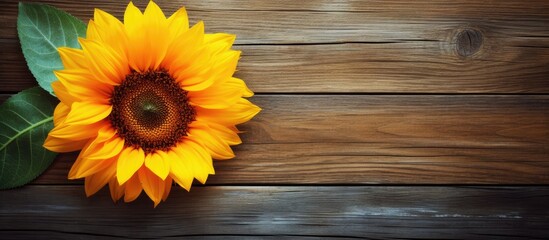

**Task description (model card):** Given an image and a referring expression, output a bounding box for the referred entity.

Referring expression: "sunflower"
[43,1,260,206]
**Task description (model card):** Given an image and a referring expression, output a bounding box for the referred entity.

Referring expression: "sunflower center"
[109,69,195,153]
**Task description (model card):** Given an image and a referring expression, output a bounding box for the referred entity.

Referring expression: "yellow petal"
[93,8,129,60]
[123,1,143,45]
[91,125,117,142]
[143,1,167,24]
[196,98,261,125]
[208,50,241,83]
[173,51,229,93]
[48,120,104,141]
[55,70,112,103]
[202,122,242,145]
[186,140,215,182]
[145,151,170,180]
[69,153,116,179]
[86,136,124,161]
[109,176,125,202]
[188,77,244,109]
[170,49,209,82]
[64,101,112,126]
[230,77,254,97]
[164,7,191,73]
[171,53,210,83]
[43,136,87,152]
[142,1,169,70]
[162,177,173,201]
[124,2,146,72]
[58,47,87,70]
[204,33,236,44]
[124,1,170,71]
[187,123,235,160]
[86,20,101,42]
[204,33,236,55]
[116,147,145,185]
[85,160,116,197]
[167,7,189,41]
[124,1,143,31]
[79,38,128,85]
[167,22,211,90]
[80,126,125,161]
[138,167,165,207]
[168,149,193,191]
[124,174,142,202]
[51,81,78,106]
[167,21,204,64]
[52,102,70,126]
[173,140,214,184]
[178,72,215,92]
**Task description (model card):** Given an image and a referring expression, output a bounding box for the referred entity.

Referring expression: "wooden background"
[1,0,549,239]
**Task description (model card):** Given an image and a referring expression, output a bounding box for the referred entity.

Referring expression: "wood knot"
[455,28,483,57]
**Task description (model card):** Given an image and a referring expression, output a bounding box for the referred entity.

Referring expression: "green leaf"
[17,2,86,96]
[0,87,59,189]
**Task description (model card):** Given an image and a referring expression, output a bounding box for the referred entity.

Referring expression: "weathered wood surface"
[1,0,549,239]
[27,95,549,185]
[1,186,549,239]
[1,0,549,93]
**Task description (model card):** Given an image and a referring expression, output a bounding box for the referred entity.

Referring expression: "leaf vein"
[7,109,33,125]
[0,117,53,154]
[56,13,67,46]
[0,121,21,133]
[25,101,51,118]
[23,10,58,55]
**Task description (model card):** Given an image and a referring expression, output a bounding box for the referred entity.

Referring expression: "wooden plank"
[1,186,548,239]
[4,0,549,13]
[2,40,549,93]
[29,95,549,185]
[1,1,548,93]
[2,0,549,43]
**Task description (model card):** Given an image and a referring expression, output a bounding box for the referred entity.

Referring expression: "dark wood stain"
[1,0,548,238]
[1,186,549,239]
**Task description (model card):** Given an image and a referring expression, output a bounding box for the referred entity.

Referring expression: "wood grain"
[1,186,548,239]
[29,95,549,185]
[1,0,548,93]
[3,40,549,93]
[1,0,549,238]
[2,0,549,42]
